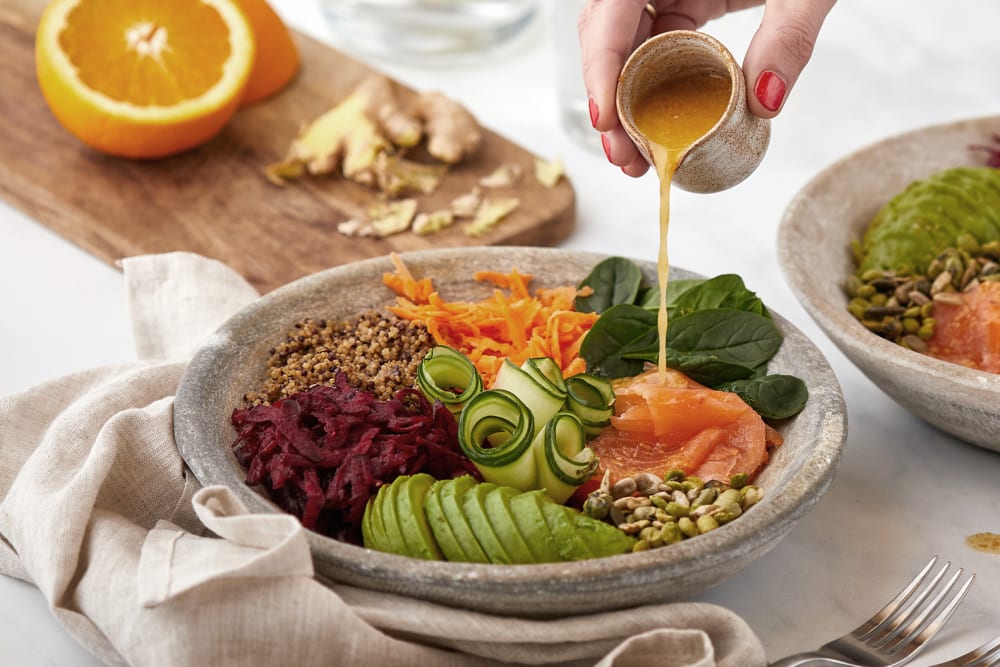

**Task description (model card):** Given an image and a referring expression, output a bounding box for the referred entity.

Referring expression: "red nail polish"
[754,70,786,112]
[589,97,599,128]
[601,133,611,161]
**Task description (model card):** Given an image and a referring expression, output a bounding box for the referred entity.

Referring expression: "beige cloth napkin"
[0,252,767,666]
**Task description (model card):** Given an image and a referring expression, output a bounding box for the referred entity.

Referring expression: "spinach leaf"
[575,257,643,314]
[637,278,705,311]
[636,286,659,310]
[717,375,809,420]
[668,274,770,320]
[579,304,658,378]
[665,278,705,307]
[667,309,782,368]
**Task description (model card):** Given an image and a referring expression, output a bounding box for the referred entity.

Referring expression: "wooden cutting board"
[0,0,574,293]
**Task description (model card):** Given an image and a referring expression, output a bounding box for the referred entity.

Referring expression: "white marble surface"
[1,1,998,664]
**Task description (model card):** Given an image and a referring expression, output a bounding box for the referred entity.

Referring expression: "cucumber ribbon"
[450,355,614,503]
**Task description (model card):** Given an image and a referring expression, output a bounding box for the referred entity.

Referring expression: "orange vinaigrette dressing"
[631,72,731,381]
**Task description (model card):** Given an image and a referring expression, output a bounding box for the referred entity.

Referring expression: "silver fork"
[770,556,976,667]
[930,635,1000,667]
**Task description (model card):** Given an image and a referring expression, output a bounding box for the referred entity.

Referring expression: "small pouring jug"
[616,30,770,193]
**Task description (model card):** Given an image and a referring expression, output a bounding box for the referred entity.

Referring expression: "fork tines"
[944,634,1000,667]
[852,555,977,655]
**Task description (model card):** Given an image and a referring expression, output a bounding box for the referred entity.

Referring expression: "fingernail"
[754,70,786,112]
[601,133,611,161]
[589,97,599,128]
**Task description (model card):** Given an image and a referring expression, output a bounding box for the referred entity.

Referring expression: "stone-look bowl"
[175,247,847,617]
[778,115,1000,452]
[616,30,770,193]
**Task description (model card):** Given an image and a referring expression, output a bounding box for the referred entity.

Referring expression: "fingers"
[601,125,650,177]
[742,0,836,117]
[578,0,650,133]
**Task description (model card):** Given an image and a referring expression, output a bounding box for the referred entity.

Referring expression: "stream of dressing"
[630,72,731,381]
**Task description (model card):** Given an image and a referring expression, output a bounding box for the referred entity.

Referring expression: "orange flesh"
[927,281,1000,373]
[590,367,779,483]
[60,0,231,105]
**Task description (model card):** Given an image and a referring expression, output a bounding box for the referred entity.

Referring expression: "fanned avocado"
[395,474,444,561]
[484,485,535,564]
[424,479,467,562]
[463,482,513,564]
[858,166,1000,275]
[509,490,562,563]
[379,478,409,557]
[540,500,595,561]
[438,476,490,563]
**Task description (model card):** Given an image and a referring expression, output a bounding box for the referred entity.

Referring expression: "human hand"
[579,0,836,176]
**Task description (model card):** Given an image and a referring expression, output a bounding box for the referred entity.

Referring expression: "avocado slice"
[395,473,444,560]
[567,507,636,558]
[484,485,535,564]
[437,476,490,563]
[424,479,467,562]
[463,482,513,564]
[379,478,410,557]
[509,490,562,563]
[361,496,388,552]
[540,499,595,561]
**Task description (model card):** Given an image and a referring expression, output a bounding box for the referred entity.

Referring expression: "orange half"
[35,0,256,159]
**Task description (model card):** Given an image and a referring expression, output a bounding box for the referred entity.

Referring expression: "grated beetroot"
[970,133,1000,168]
[231,373,479,544]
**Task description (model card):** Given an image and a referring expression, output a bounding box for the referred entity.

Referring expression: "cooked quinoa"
[242,311,435,405]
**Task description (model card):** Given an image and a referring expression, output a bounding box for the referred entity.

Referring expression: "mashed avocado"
[857,167,1000,275]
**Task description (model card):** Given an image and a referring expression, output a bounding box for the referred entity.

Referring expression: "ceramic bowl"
[778,115,1000,452]
[174,247,847,617]
[615,30,770,193]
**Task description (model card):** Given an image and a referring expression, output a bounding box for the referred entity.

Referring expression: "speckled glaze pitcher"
[616,30,770,193]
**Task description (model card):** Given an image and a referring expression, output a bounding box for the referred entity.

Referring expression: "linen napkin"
[0,251,766,666]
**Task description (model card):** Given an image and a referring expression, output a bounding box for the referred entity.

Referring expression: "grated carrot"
[383,253,598,387]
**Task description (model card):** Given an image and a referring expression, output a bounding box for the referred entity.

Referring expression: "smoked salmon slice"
[927,281,1000,373]
[590,367,780,483]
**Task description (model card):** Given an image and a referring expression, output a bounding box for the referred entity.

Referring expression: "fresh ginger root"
[267,74,494,237]
[414,92,482,164]
[267,75,482,195]
[353,75,422,148]
[265,90,389,185]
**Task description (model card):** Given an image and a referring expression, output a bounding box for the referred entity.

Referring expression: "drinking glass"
[552,0,601,151]
[319,0,539,61]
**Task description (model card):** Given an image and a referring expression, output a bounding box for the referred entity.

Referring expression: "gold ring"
[644,2,657,21]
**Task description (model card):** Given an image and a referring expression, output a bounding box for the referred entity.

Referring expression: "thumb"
[742,0,836,118]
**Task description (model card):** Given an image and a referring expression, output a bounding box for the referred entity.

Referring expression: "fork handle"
[769,654,860,667]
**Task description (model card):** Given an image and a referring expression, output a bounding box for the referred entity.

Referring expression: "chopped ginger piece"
[374,153,447,197]
[337,219,373,237]
[449,187,483,218]
[478,162,523,188]
[370,199,418,237]
[413,209,455,235]
[534,157,565,188]
[464,197,520,237]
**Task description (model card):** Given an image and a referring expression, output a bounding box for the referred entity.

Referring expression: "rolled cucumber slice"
[416,346,483,415]
[565,374,615,437]
[493,359,565,438]
[532,411,598,504]
[458,388,537,491]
